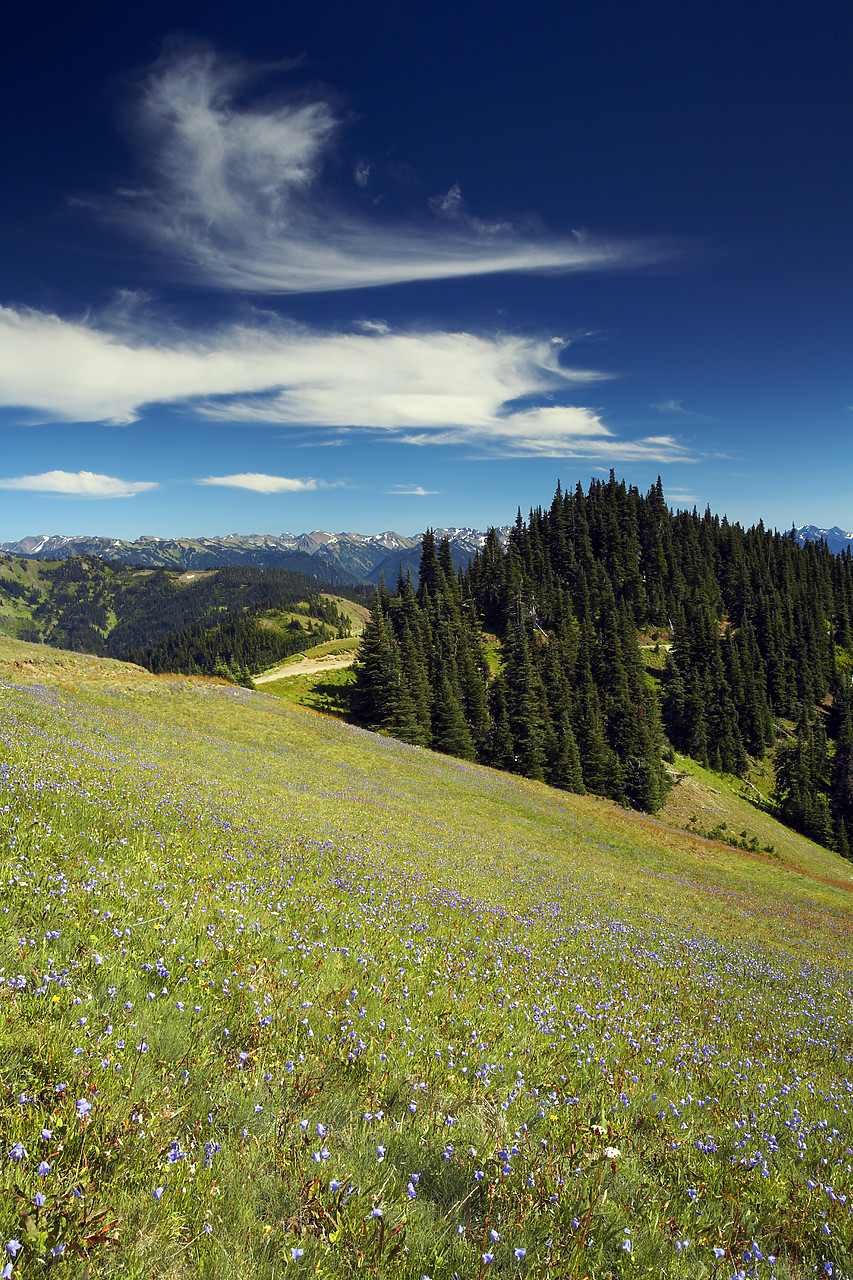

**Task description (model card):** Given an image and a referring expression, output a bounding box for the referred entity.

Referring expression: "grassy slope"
[1,637,852,1279]
[262,666,356,716]
[251,595,366,702]
[0,560,361,655]
[0,558,51,636]
[319,594,371,633]
[254,596,368,671]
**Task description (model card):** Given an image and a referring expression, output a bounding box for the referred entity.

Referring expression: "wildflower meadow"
[0,637,852,1279]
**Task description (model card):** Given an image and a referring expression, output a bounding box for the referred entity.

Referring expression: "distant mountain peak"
[795,525,853,554]
[0,527,512,586]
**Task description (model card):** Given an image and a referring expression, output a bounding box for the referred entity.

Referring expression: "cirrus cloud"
[0,470,157,498]
[106,44,678,295]
[386,484,441,496]
[197,472,329,493]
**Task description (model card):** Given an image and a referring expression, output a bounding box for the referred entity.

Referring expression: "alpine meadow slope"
[1,636,852,1278]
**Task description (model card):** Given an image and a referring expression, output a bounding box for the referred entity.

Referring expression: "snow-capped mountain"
[0,528,512,585]
[795,525,853,555]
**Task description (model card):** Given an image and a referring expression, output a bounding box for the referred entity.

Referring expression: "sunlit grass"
[0,637,852,1278]
[262,668,356,716]
[261,637,360,666]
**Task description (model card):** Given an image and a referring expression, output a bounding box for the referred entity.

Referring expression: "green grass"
[260,637,360,669]
[318,595,370,636]
[1,636,852,1279]
[262,666,356,716]
[482,639,504,678]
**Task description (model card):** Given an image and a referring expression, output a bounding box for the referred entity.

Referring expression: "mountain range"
[0,522,848,584]
[793,525,853,555]
[0,528,512,586]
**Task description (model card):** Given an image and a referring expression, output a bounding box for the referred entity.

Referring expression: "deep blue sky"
[1,0,851,539]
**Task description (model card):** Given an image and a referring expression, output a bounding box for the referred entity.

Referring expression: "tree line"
[352,476,853,851]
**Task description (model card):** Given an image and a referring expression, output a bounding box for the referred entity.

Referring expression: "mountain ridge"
[795,524,853,555]
[0,527,513,585]
[3,522,849,582]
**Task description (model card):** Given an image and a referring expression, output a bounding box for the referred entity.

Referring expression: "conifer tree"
[416,530,443,606]
[486,675,515,772]
[830,702,853,856]
[502,609,546,781]
[431,669,477,760]
[352,590,398,724]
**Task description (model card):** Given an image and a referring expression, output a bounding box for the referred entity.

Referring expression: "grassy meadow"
[1,636,852,1278]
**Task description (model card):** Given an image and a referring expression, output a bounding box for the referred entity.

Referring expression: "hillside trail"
[255,653,356,683]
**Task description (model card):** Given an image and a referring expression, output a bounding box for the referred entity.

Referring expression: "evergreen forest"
[126,589,354,684]
[352,476,853,853]
[0,555,368,684]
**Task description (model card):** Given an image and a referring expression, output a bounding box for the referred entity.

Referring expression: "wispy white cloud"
[651,398,687,414]
[386,484,441,496]
[0,470,157,498]
[0,304,694,462]
[106,45,677,294]
[651,398,711,422]
[197,473,330,493]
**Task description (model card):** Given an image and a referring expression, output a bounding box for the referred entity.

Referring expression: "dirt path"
[255,653,356,684]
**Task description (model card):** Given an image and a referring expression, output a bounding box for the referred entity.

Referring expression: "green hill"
[0,556,368,679]
[1,636,852,1278]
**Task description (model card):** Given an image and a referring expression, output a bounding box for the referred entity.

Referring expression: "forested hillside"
[353,476,853,851]
[126,591,354,682]
[0,555,369,679]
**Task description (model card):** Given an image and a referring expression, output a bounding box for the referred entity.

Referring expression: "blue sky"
[1,0,851,540]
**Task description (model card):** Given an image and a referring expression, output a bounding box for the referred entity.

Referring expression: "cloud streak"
[386,484,441,496]
[651,398,711,421]
[0,304,694,461]
[0,470,157,498]
[651,398,687,414]
[109,45,676,294]
[197,473,328,493]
